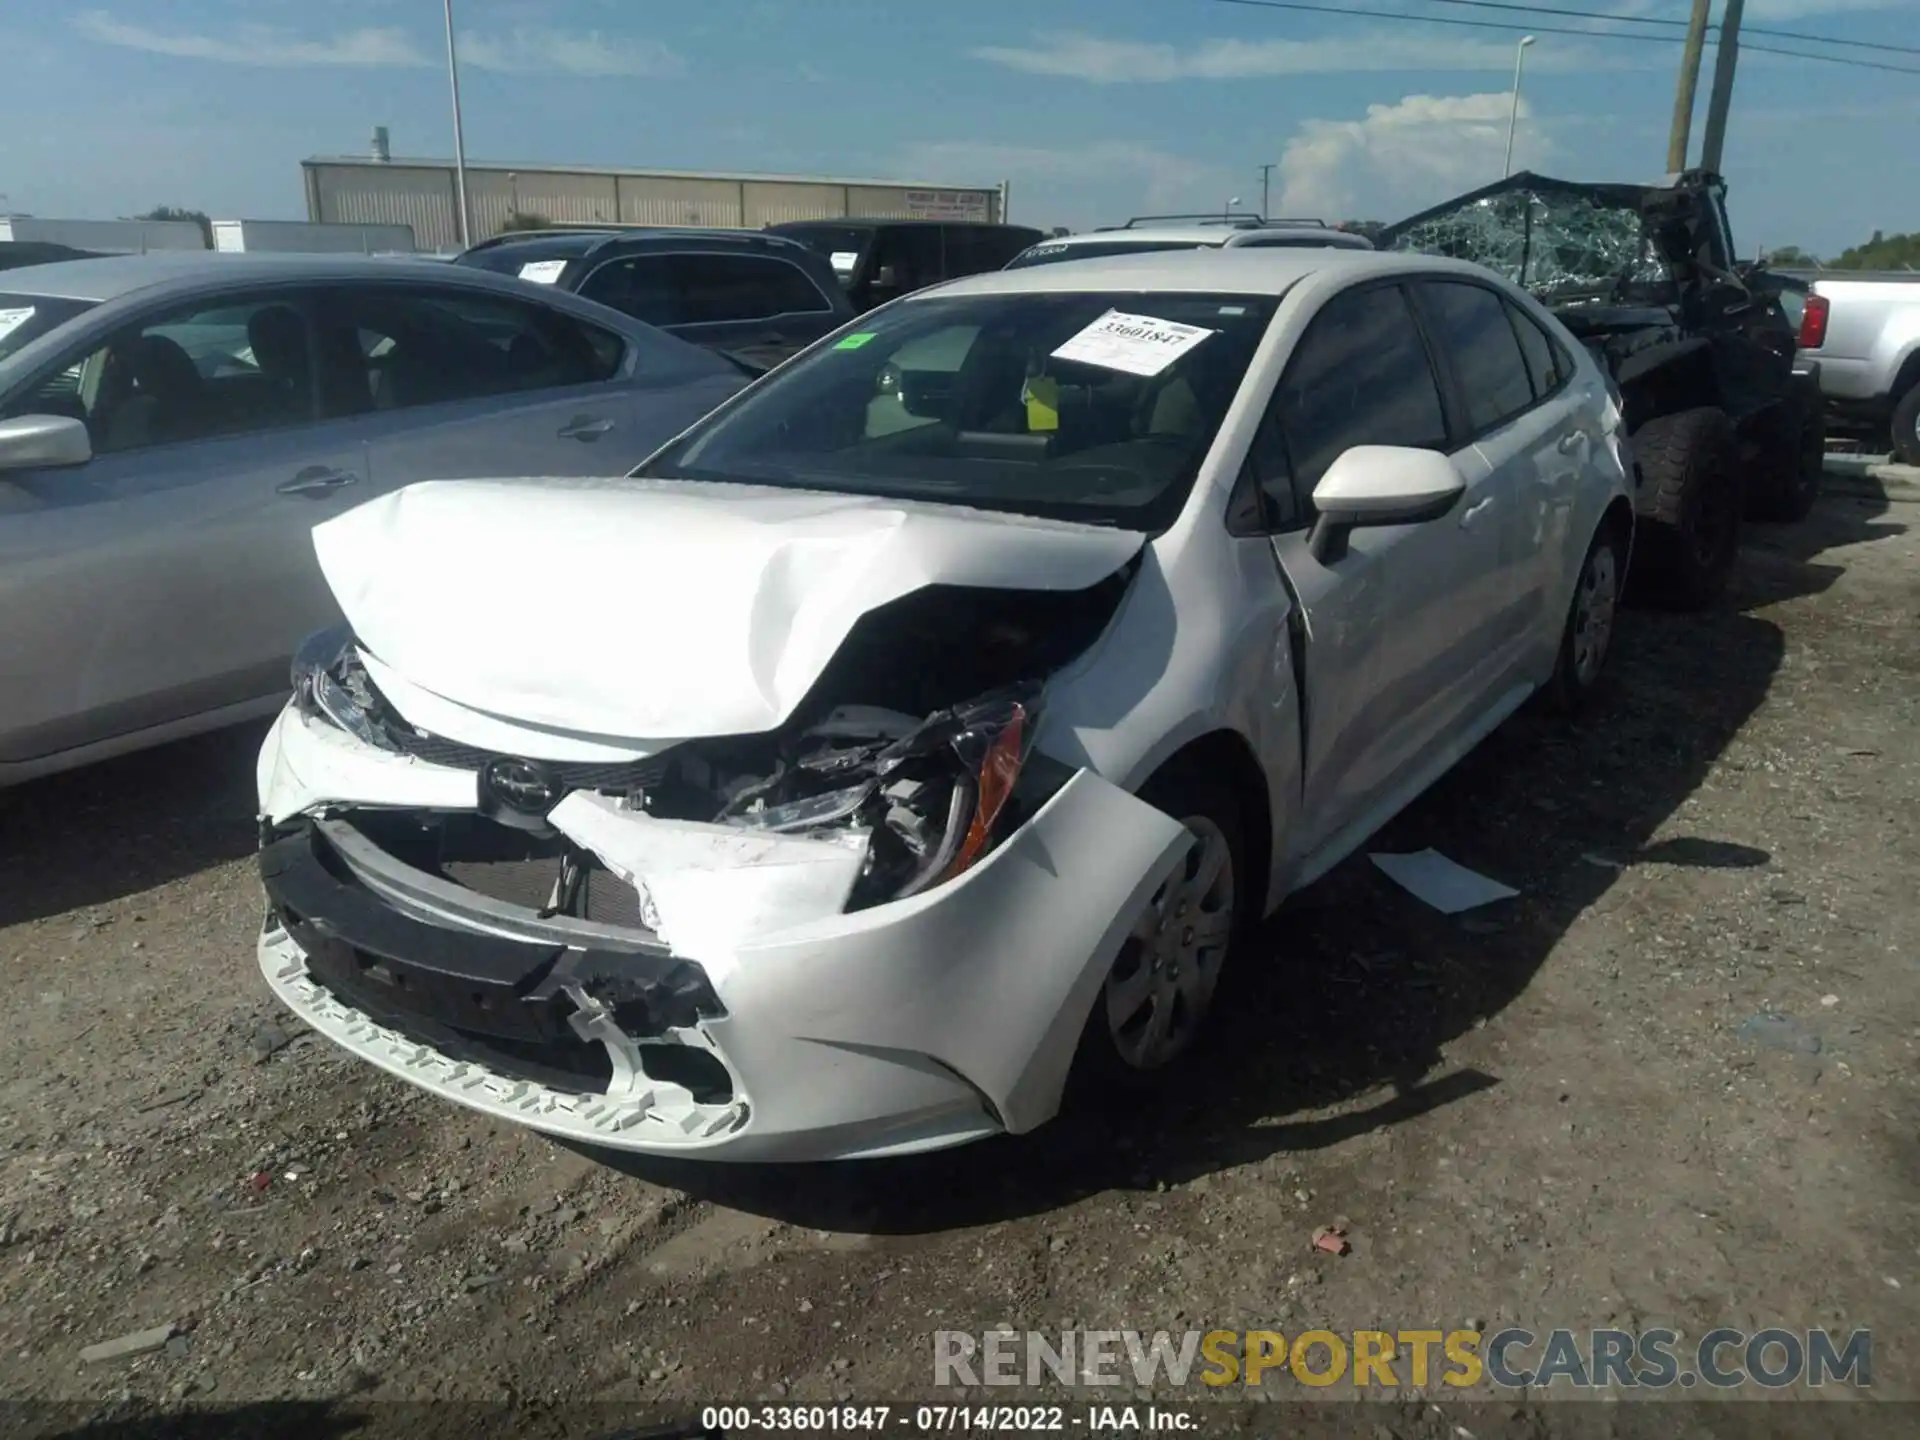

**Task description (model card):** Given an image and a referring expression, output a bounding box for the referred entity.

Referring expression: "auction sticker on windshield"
[1051,309,1214,377]
[0,307,35,344]
[517,260,567,284]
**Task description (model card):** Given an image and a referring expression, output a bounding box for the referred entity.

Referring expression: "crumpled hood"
[312,476,1145,742]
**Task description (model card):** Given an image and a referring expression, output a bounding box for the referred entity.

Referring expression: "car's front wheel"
[1070,765,1247,1093]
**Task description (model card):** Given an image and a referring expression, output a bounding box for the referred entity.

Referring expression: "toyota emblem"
[482,757,561,815]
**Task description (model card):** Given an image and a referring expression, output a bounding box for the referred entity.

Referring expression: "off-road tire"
[1064,762,1249,1104]
[1543,515,1629,715]
[1892,383,1920,467]
[1746,394,1824,524]
[1632,406,1741,610]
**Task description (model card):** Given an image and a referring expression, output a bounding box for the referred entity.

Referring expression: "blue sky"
[2,0,1916,258]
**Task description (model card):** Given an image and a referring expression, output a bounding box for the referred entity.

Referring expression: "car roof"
[766,218,1037,233]
[1041,224,1364,249]
[459,227,824,265]
[0,251,478,303]
[920,246,1483,299]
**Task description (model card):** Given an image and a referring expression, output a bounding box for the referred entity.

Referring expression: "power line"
[1203,0,1920,74]
[1405,0,1920,58]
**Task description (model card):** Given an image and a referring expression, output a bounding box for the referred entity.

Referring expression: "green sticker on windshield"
[835,332,877,350]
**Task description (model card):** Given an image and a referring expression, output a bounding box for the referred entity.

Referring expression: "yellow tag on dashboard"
[1023,374,1060,432]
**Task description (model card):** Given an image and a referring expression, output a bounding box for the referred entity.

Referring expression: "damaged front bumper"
[254,706,1189,1163]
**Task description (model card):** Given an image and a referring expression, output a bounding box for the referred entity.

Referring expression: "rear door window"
[578,254,682,326]
[1416,279,1538,433]
[312,284,623,416]
[668,253,834,324]
[1274,282,1450,505]
[1505,299,1572,398]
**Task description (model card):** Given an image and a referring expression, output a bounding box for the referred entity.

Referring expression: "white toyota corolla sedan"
[254,248,1633,1162]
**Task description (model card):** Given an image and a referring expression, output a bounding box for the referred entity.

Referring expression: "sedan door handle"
[1557,431,1586,455]
[1458,496,1495,529]
[558,415,616,441]
[276,466,358,497]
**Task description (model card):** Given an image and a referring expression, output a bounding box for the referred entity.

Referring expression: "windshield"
[1386,187,1668,301]
[1004,238,1215,270]
[0,294,97,365]
[772,225,871,285]
[638,288,1277,530]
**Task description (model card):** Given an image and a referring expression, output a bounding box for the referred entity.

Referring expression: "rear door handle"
[1459,496,1495,529]
[558,415,616,441]
[277,466,358,496]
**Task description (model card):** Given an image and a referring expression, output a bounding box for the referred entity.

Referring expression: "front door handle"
[277,466,358,497]
[558,415,616,442]
[1557,431,1586,455]
[1459,496,1495,529]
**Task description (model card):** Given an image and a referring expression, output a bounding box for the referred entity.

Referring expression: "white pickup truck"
[1790,272,1920,463]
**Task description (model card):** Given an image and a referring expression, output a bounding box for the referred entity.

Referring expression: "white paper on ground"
[517,259,567,284]
[1369,848,1519,915]
[0,307,36,343]
[1050,309,1216,377]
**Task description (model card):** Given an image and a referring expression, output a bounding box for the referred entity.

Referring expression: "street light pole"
[1258,163,1275,220]
[443,0,472,249]
[1503,35,1536,178]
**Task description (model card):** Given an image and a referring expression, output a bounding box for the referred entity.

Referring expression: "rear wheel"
[1544,516,1628,714]
[1892,383,1920,467]
[1747,394,1824,523]
[1633,406,1740,609]
[1068,765,1247,1094]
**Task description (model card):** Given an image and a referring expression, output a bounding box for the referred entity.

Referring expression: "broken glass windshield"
[1386,187,1667,299]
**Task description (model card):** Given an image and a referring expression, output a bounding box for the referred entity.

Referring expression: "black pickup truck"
[1381,169,1824,608]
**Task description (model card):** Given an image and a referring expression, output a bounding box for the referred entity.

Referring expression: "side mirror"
[1307,445,1464,563]
[0,414,93,472]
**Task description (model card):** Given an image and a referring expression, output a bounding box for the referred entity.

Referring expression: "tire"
[1066,762,1248,1099]
[1893,383,1920,467]
[1632,406,1741,610]
[1746,394,1824,524]
[1543,516,1628,715]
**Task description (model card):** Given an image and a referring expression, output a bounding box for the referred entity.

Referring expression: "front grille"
[384,727,675,793]
[341,810,649,929]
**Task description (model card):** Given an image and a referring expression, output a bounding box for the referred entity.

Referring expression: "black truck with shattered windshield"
[1380,169,1823,608]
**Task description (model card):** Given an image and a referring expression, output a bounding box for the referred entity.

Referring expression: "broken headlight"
[289,623,395,752]
[721,685,1058,906]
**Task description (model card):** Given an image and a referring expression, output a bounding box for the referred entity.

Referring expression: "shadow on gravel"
[1731,468,1906,609]
[598,534,1797,1233]
[0,719,268,926]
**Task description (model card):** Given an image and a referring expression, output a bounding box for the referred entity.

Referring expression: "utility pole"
[1257,163,1275,220]
[443,0,472,248]
[1666,0,1713,172]
[1698,0,1746,175]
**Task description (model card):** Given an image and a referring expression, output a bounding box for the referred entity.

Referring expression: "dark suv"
[452,228,853,370]
[763,219,1046,312]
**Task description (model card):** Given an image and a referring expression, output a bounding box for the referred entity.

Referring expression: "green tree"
[498,210,554,233]
[1763,244,1820,267]
[1829,230,1920,271]
[135,206,213,247]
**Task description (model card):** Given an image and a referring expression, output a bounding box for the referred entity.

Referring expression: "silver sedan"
[0,253,748,785]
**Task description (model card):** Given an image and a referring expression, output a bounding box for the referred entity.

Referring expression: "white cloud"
[970,30,1631,82]
[73,11,427,67]
[457,28,684,78]
[1276,92,1558,221]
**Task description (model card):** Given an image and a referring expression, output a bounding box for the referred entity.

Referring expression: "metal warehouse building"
[302,152,1009,253]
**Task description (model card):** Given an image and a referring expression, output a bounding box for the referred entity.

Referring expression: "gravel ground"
[1,472,1915,1437]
